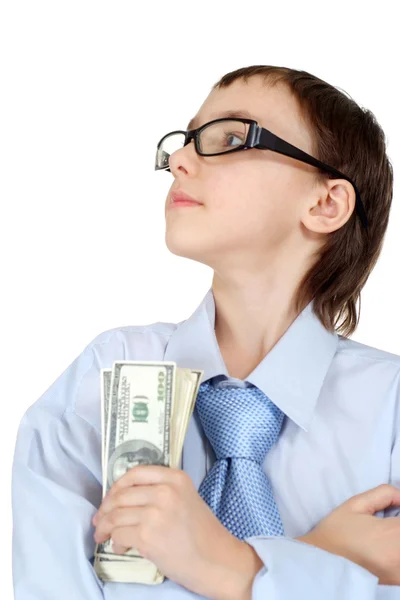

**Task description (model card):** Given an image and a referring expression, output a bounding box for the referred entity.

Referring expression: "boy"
[12,65,400,599]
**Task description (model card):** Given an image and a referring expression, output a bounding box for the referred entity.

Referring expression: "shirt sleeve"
[11,343,209,600]
[384,371,400,519]
[12,404,107,599]
[245,534,400,599]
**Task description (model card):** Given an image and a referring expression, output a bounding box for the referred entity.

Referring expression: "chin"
[164,233,208,263]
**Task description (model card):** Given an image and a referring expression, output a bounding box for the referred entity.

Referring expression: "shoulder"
[336,334,400,369]
[337,335,400,368]
[85,320,179,362]
[23,320,182,432]
[332,335,400,412]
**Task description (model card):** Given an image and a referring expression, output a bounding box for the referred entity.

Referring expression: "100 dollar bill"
[94,361,203,584]
[94,361,175,583]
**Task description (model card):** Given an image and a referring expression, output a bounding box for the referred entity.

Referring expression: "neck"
[211,273,310,378]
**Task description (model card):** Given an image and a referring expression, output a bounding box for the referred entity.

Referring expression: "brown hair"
[212,65,394,337]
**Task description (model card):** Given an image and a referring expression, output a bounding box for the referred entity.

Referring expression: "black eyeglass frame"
[155,117,368,230]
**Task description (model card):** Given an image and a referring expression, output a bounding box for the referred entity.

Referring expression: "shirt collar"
[164,287,339,432]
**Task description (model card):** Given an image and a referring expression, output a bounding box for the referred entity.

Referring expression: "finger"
[111,540,129,555]
[349,484,400,515]
[110,465,181,495]
[93,485,154,524]
[112,524,141,550]
[94,506,149,543]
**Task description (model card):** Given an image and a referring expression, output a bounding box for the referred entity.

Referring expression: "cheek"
[207,176,296,245]
[207,175,259,210]
[209,176,279,223]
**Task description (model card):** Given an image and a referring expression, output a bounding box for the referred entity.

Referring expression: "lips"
[170,190,202,205]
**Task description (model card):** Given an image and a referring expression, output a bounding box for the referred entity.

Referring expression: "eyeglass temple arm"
[256,128,368,230]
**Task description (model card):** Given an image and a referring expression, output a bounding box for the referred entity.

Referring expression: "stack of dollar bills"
[93,361,203,584]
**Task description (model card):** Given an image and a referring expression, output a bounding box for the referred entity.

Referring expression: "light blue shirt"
[12,287,400,599]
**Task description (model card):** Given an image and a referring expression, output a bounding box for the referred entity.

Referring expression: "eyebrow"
[186,109,257,131]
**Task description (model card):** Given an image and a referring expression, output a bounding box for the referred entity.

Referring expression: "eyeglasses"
[155,117,368,230]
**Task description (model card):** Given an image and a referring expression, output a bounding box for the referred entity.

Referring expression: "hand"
[92,465,263,600]
[297,484,400,585]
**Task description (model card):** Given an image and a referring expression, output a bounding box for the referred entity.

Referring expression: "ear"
[305,178,356,234]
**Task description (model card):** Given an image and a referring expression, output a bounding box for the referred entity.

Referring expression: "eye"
[225,132,244,147]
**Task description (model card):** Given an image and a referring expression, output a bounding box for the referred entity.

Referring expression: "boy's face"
[164,75,322,270]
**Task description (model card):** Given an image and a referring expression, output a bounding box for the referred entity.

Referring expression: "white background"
[1,1,398,595]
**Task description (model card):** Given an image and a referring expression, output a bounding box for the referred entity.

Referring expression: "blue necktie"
[195,378,285,540]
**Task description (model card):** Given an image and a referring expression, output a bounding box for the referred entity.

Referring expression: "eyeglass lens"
[156,120,249,169]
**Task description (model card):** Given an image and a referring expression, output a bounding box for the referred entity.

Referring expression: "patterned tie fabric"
[195,378,285,540]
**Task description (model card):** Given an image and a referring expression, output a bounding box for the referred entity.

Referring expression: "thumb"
[345,484,400,516]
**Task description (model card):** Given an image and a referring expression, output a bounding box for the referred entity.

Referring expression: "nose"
[168,138,198,176]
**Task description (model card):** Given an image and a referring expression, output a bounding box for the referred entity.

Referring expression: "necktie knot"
[195,377,286,539]
[195,379,284,464]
